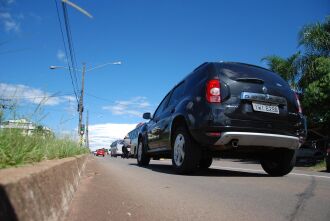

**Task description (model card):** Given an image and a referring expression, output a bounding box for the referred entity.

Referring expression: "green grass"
[310,160,327,172]
[0,129,89,169]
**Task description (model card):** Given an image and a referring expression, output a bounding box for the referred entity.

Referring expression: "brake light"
[206,132,221,137]
[206,79,221,103]
[295,93,302,113]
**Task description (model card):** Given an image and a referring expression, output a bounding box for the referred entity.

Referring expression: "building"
[0,119,52,136]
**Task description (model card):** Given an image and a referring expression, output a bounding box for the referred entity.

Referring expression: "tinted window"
[153,92,171,118]
[111,141,117,147]
[217,63,289,87]
[168,82,185,107]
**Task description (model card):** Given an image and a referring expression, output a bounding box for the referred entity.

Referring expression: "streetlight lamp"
[49,61,122,72]
[49,61,122,145]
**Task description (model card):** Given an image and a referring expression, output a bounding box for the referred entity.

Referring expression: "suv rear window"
[217,63,289,87]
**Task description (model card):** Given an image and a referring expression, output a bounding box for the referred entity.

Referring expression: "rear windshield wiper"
[235,77,264,84]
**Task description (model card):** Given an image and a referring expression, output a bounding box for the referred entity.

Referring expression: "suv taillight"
[295,93,302,114]
[206,79,221,103]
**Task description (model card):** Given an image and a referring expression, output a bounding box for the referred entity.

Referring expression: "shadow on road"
[129,163,268,177]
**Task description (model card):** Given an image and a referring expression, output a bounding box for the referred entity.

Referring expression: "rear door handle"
[171,108,175,114]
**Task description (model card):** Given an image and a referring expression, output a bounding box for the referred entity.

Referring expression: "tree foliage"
[262,52,300,89]
[298,16,330,57]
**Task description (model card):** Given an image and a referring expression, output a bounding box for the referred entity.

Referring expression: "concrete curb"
[0,154,88,221]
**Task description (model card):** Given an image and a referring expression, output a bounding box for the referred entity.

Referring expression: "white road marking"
[212,166,330,180]
[151,160,330,180]
[290,172,330,180]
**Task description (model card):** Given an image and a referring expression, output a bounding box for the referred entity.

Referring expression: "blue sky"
[0,0,329,148]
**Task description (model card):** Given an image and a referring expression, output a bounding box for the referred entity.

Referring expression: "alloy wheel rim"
[174,134,185,166]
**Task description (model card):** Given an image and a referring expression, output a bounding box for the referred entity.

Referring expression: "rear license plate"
[252,102,279,114]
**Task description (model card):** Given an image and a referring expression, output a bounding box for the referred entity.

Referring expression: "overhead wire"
[61,2,80,92]
[85,92,115,103]
[53,0,79,103]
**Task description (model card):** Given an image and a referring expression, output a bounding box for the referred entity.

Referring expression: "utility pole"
[78,63,86,146]
[50,61,121,146]
[86,110,89,149]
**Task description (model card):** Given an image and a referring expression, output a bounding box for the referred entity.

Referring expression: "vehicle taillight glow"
[295,93,302,114]
[206,132,221,137]
[206,79,221,103]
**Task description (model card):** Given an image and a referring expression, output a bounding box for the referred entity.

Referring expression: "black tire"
[199,156,213,169]
[171,126,200,174]
[326,157,330,172]
[260,149,296,176]
[137,139,150,166]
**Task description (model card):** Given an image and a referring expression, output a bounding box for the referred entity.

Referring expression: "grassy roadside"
[310,160,327,172]
[0,129,89,169]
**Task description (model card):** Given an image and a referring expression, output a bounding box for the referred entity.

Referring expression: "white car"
[127,123,145,158]
[110,140,124,157]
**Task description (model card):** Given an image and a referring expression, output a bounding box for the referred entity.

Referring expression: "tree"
[301,57,330,129]
[262,52,300,90]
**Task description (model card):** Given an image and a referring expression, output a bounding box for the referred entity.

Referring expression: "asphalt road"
[65,156,330,221]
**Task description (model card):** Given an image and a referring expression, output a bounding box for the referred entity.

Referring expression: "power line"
[85,92,115,103]
[53,0,79,103]
[62,2,80,92]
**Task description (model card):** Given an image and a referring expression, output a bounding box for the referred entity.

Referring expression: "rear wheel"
[199,156,213,169]
[261,149,296,176]
[172,126,200,174]
[137,139,150,166]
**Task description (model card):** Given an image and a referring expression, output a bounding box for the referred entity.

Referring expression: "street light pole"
[78,63,86,146]
[49,60,121,146]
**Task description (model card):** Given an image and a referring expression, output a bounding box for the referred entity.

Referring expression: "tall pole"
[78,63,86,146]
[86,110,89,149]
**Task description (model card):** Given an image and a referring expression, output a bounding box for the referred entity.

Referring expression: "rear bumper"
[214,132,302,149]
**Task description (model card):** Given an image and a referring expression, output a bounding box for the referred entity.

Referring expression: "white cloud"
[57,49,66,62]
[0,12,20,33]
[0,83,75,106]
[103,96,152,118]
[89,123,137,150]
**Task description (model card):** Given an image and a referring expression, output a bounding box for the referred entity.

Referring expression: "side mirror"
[143,112,152,120]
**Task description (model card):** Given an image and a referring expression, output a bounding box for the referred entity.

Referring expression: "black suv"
[137,62,307,176]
